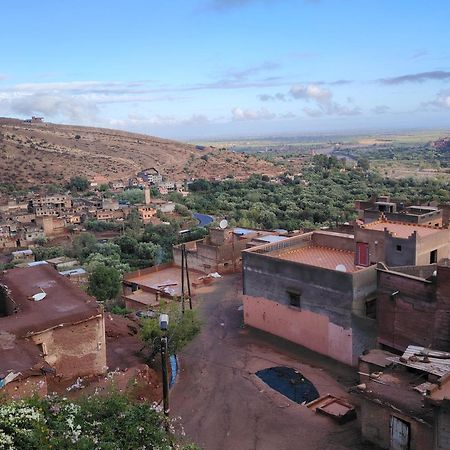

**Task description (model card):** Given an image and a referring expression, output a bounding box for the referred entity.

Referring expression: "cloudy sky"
[1,0,449,140]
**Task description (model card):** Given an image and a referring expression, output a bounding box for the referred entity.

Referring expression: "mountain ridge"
[0,118,281,189]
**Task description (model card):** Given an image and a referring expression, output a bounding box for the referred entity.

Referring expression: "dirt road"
[171,274,374,450]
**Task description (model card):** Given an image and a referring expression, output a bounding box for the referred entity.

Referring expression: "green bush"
[0,393,199,449]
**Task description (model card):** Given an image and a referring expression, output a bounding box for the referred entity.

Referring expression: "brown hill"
[0,118,281,188]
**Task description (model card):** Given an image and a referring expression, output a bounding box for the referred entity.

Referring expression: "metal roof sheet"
[387,345,450,378]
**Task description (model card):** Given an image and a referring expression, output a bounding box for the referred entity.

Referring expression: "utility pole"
[159,314,170,427]
[181,244,185,314]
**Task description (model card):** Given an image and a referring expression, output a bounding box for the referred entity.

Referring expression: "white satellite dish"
[31,288,46,302]
[219,219,228,229]
[335,264,347,272]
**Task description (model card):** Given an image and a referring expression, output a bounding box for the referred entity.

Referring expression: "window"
[430,249,437,264]
[288,291,301,308]
[396,244,402,252]
[365,298,377,319]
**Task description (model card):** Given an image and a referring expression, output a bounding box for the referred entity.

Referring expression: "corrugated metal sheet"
[387,345,450,378]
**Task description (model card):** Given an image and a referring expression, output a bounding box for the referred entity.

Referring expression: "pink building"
[242,231,378,366]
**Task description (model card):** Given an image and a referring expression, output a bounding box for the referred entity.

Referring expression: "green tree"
[72,232,97,261]
[88,264,121,302]
[33,246,65,261]
[141,302,201,356]
[85,252,130,275]
[67,176,90,192]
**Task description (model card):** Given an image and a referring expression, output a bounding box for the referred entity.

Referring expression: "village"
[1,176,450,449]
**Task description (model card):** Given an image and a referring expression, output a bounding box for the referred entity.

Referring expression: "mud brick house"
[376,260,450,353]
[174,227,288,275]
[0,264,106,396]
[242,231,378,366]
[354,217,450,267]
[356,346,450,450]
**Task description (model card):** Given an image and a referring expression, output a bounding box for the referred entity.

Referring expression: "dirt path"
[171,274,376,450]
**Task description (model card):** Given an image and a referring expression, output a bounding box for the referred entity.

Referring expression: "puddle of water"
[256,366,319,404]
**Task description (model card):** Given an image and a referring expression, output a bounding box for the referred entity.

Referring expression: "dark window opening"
[288,291,301,308]
[430,249,437,264]
[396,244,402,252]
[365,298,377,319]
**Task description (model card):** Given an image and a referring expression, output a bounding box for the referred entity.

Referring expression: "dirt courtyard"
[171,274,379,450]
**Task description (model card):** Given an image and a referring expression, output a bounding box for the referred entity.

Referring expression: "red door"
[356,242,369,266]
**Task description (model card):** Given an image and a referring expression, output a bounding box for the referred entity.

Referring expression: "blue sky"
[0,0,449,140]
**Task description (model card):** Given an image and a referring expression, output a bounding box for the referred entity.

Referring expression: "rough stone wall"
[30,315,106,379]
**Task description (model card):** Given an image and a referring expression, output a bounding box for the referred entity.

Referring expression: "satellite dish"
[335,264,347,272]
[219,219,228,229]
[32,289,47,302]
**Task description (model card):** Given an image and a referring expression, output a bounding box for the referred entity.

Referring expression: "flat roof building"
[0,265,106,395]
[242,231,378,366]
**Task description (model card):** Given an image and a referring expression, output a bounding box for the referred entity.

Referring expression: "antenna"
[335,264,347,272]
[31,288,47,302]
[219,219,228,229]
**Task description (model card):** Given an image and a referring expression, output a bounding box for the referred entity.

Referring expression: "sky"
[0,0,450,140]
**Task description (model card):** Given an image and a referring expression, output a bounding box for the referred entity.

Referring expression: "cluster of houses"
[1,192,450,449]
[113,167,189,197]
[0,170,184,253]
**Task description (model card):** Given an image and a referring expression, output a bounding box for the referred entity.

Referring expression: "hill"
[0,118,281,189]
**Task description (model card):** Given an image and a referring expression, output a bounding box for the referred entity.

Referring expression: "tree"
[85,252,130,275]
[67,176,89,192]
[116,234,138,254]
[33,245,65,261]
[125,208,142,235]
[72,232,98,261]
[88,264,121,302]
[141,302,201,356]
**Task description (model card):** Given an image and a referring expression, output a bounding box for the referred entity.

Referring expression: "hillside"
[0,118,281,189]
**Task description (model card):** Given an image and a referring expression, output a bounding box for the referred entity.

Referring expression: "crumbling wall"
[30,315,106,379]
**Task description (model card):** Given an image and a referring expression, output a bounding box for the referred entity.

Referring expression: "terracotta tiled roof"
[274,245,359,272]
[361,220,443,238]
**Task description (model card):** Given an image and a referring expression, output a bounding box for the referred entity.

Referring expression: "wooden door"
[390,416,410,450]
[356,242,369,266]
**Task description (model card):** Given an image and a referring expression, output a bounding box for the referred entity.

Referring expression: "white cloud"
[422,90,450,110]
[289,84,332,104]
[0,93,99,123]
[231,107,275,121]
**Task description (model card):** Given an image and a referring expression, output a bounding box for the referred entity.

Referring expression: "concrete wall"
[376,265,450,352]
[354,227,387,265]
[242,250,377,366]
[312,231,354,251]
[416,229,450,265]
[30,315,106,379]
[364,209,443,226]
[355,225,450,267]
[360,400,433,450]
[243,295,353,365]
